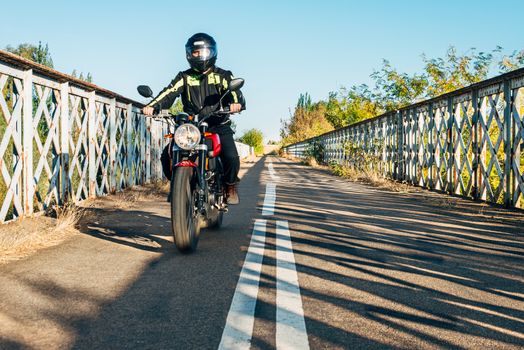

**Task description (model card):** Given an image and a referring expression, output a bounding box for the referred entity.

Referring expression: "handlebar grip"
[215,107,231,115]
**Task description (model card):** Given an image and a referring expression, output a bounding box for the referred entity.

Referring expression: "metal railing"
[283,68,524,209]
[0,50,166,223]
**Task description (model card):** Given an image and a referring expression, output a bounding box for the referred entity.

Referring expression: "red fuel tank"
[204,132,221,157]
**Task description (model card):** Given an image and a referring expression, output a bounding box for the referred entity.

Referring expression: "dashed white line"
[268,161,279,180]
[218,219,267,350]
[276,220,310,350]
[221,163,309,349]
[262,182,276,216]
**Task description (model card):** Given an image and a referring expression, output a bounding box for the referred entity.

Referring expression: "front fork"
[197,123,208,211]
[170,134,208,213]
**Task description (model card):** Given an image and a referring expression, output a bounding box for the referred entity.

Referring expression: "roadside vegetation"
[280,46,524,202]
[5,42,94,82]
[238,128,264,155]
[280,46,524,145]
[0,203,85,264]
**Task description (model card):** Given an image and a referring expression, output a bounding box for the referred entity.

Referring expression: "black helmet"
[185,33,217,72]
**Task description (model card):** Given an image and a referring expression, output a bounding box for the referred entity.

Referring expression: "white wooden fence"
[0,50,251,223]
[283,67,524,210]
[0,50,170,223]
[235,141,254,159]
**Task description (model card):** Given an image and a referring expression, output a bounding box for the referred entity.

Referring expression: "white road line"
[276,220,310,350]
[262,182,276,216]
[218,219,267,350]
[268,161,279,180]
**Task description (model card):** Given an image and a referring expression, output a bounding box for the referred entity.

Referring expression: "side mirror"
[217,78,245,109]
[137,85,154,98]
[175,112,190,123]
[228,78,244,92]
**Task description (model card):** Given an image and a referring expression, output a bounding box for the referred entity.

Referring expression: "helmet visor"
[191,48,212,59]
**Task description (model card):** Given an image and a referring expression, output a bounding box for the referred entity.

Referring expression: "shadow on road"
[271,158,524,349]
[68,158,268,349]
[1,157,523,349]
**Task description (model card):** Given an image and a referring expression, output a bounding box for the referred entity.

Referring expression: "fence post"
[406,110,412,182]
[140,112,146,184]
[413,108,419,184]
[428,103,434,188]
[22,69,34,215]
[382,119,387,176]
[145,117,151,182]
[60,82,70,204]
[88,91,96,197]
[503,80,512,207]
[151,121,158,180]
[471,89,479,200]
[109,98,117,192]
[479,95,487,201]
[396,111,403,180]
[447,96,454,194]
[126,103,133,186]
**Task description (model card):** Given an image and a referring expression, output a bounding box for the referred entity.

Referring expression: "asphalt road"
[0,156,523,349]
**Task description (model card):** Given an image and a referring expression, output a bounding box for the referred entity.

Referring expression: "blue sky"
[1,0,523,141]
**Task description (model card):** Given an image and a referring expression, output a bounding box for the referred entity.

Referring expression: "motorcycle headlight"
[174,124,201,150]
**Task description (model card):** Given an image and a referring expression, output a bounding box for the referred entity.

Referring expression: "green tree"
[326,85,383,128]
[280,45,524,145]
[6,41,54,68]
[168,99,184,114]
[498,49,524,73]
[238,128,264,155]
[280,94,333,145]
[71,69,94,83]
[370,59,429,110]
[422,46,493,97]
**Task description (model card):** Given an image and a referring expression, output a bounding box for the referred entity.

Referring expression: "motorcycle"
[137,78,245,253]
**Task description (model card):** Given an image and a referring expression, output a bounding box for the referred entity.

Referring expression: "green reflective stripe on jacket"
[148,78,184,107]
[186,75,201,86]
[207,73,222,85]
[231,91,239,103]
[147,66,245,117]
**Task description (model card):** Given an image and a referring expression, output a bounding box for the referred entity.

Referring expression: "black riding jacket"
[146,66,245,134]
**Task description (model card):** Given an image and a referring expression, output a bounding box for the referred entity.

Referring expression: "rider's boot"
[226,184,239,205]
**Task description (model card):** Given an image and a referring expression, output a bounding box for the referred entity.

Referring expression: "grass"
[282,152,416,193]
[0,180,172,265]
[86,180,170,209]
[329,162,417,193]
[0,203,85,264]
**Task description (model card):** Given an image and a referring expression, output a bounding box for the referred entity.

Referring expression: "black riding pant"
[161,132,240,185]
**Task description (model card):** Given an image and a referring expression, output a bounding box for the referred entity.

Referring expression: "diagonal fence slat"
[283,68,524,210]
[0,51,166,223]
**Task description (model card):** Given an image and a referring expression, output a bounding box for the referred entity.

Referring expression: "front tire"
[171,167,201,253]
[207,170,224,229]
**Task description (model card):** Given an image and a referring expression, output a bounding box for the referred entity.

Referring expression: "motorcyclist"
[142,33,245,204]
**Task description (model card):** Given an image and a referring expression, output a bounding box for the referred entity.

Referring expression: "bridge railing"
[235,141,255,159]
[283,68,524,209]
[0,50,170,223]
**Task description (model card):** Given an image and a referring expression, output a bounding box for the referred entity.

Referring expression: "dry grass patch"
[92,181,171,209]
[0,181,171,264]
[325,162,416,193]
[0,204,85,264]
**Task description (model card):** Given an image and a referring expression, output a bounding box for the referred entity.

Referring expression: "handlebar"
[142,108,235,118]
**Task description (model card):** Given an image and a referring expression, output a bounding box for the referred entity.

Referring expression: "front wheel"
[171,167,201,253]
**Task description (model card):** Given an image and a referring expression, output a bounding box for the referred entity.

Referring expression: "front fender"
[175,160,198,167]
